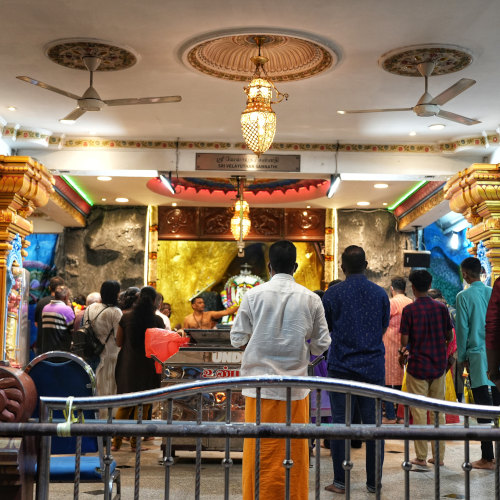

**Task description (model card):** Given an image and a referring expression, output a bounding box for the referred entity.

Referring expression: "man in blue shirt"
[456,257,497,470]
[322,245,390,494]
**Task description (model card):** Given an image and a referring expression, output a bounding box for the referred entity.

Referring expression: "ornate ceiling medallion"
[44,38,139,71]
[379,44,473,77]
[182,30,338,82]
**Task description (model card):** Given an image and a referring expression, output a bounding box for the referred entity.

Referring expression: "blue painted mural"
[24,233,60,349]
[423,222,472,307]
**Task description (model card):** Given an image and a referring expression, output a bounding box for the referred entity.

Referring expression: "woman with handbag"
[112,286,165,451]
[83,280,122,397]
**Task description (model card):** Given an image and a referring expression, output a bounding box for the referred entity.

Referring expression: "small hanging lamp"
[230,176,251,257]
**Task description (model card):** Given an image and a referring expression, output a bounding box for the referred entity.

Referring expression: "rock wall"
[337,210,412,290]
[55,206,147,295]
[54,206,410,298]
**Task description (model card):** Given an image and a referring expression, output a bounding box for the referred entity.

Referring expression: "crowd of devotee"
[32,240,500,497]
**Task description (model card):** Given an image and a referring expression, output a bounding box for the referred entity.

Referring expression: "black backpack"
[71,306,113,361]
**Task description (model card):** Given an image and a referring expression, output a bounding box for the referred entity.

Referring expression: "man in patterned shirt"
[322,245,390,494]
[400,269,453,467]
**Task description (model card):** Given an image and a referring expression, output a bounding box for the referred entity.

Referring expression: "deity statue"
[220,264,264,325]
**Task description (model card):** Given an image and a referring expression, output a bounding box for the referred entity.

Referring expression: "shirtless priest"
[183,296,239,329]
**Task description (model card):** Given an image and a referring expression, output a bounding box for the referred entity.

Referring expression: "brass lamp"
[231,176,251,257]
[241,37,288,156]
[231,199,251,240]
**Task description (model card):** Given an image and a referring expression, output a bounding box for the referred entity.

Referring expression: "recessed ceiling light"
[7,106,16,111]
[429,123,445,130]
[337,110,346,115]
[101,197,107,201]
[59,119,75,124]
[374,183,388,189]
[357,201,370,206]
[171,202,177,207]
[383,202,388,206]
[306,205,311,209]
[409,131,417,136]
[115,197,129,203]
[97,176,112,182]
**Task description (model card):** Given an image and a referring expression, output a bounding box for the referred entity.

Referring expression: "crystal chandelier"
[231,177,251,257]
[241,37,288,156]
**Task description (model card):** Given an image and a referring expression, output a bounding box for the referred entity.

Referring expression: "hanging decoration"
[230,176,251,257]
[241,37,288,156]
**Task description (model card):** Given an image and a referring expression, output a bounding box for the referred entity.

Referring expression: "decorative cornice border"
[393,181,446,217]
[1,122,498,154]
[46,134,500,153]
[54,176,92,215]
[397,189,445,231]
[49,138,233,150]
[1,125,51,146]
[45,190,87,227]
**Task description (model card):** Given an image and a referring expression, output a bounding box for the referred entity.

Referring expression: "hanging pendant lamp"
[241,37,288,156]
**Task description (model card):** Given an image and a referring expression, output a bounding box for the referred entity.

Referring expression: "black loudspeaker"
[403,251,431,268]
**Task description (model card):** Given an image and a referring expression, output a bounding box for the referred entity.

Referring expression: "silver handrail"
[2,375,499,500]
[37,375,500,420]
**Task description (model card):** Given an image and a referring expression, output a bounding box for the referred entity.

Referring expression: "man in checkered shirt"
[399,269,453,467]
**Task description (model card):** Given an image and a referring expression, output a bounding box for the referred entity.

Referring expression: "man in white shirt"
[155,292,171,330]
[231,240,331,500]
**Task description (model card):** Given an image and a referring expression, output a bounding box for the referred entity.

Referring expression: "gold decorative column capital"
[0,155,54,215]
[444,163,500,282]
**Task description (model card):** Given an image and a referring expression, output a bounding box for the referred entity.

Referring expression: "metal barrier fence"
[1,375,500,500]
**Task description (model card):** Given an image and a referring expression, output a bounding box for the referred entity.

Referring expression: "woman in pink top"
[383,277,412,423]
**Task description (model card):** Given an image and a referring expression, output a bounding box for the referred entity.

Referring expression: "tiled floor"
[46,438,496,499]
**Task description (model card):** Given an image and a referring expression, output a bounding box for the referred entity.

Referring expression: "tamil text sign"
[195,153,300,172]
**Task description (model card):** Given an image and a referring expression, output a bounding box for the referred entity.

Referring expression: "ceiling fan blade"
[103,96,182,106]
[429,78,476,106]
[16,76,80,100]
[60,108,87,122]
[436,109,481,126]
[339,107,412,114]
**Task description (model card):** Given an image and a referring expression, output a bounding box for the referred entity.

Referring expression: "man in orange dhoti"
[231,240,331,500]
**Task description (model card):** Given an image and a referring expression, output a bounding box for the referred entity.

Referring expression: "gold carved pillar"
[147,205,158,287]
[324,208,336,287]
[444,163,500,283]
[0,156,54,354]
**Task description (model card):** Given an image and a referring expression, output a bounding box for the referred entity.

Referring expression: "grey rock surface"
[337,210,412,292]
[55,206,147,295]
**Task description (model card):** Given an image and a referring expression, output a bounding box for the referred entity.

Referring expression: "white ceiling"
[1,0,498,216]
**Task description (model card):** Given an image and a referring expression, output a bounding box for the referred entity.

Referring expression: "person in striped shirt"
[40,285,75,353]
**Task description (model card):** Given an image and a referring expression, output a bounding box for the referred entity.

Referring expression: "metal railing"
[1,375,500,500]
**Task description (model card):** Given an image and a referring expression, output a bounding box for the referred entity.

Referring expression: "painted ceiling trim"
[1,123,498,154]
[397,189,445,231]
[54,176,92,215]
[393,181,446,218]
[147,177,330,204]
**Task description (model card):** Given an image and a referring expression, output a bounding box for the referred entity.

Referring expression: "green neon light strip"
[387,180,428,211]
[61,175,94,206]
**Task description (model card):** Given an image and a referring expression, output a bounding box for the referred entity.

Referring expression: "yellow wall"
[294,242,323,292]
[156,240,323,328]
[156,241,238,328]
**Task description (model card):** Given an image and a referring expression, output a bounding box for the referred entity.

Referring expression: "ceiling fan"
[16,56,182,122]
[338,62,480,126]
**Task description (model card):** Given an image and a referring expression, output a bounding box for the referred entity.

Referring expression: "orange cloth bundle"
[145,328,190,374]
